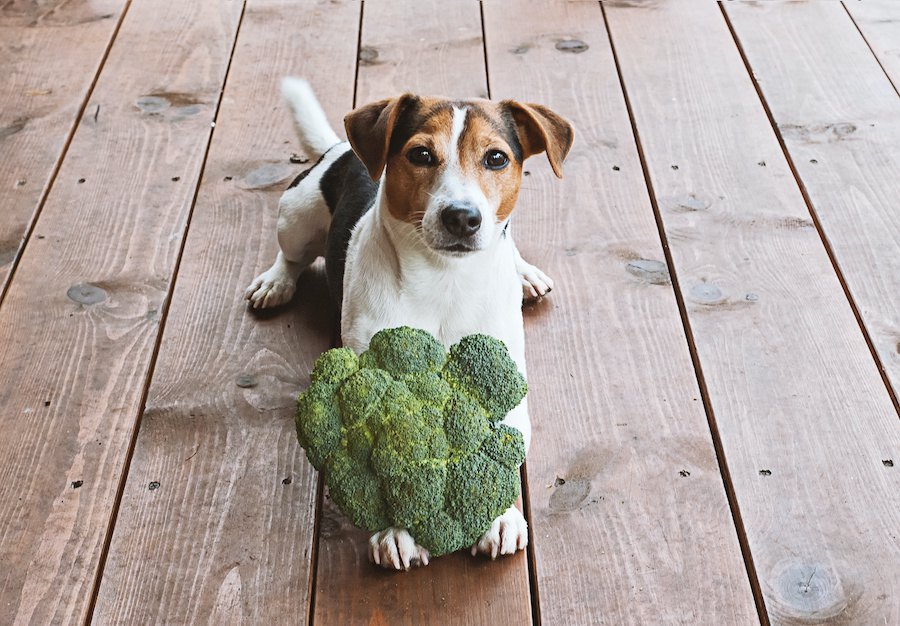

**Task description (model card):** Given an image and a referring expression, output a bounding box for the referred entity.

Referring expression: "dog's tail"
[281,77,342,159]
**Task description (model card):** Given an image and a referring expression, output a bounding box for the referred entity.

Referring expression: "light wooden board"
[483,2,759,624]
[311,1,532,624]
[353,0,487,104]
[844,0,900,95]
[0,0,243,623]
[0,0,125,292]
[605,1,900,624]
[725,0,900,411]
[91,0,359,623]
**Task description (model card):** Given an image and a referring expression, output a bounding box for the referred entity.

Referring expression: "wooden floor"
[2,0,899,624]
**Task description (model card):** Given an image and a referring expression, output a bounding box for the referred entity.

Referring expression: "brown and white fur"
[246,78,573,570]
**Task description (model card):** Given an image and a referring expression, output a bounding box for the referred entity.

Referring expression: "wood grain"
[725,0,900,411]
[843,0,900,95]
[311,1,532,624]
[0,0,125,292]
[90,0,360,623]
[0,0,243,623]
[354,0,487,104]
[483,2,759,624]
[606,1,900,624]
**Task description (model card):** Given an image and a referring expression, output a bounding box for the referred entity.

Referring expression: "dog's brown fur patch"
[383,99,454,225]
[457,102,523,223]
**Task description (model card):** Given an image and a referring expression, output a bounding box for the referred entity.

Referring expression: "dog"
[245,78,573,570]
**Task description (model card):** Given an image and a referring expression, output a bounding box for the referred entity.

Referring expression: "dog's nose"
[440,204,482,238]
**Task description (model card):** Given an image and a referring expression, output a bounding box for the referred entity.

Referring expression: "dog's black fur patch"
[320,149,378,309]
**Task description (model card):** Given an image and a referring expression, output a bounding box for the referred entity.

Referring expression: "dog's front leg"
[513,242,554,301]
[368,527,431,570]
[471,506,529,559]
[471,398,530,559]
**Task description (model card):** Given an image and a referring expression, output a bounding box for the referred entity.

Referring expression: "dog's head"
[344,96,573,255]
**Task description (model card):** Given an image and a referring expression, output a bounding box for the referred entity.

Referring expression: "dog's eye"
[483,150,510,170]
[407,147,435,167]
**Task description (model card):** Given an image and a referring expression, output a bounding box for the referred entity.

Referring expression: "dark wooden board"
[91,0,359,623]
[484,1,759,623]
[0,0,243,622]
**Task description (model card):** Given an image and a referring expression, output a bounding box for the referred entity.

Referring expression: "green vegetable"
[296,326,527,556]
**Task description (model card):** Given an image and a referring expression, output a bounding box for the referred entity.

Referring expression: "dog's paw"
[518,262,554,301]
[471,506,528,559]
[368,527,430,571]
[244,270,296,309]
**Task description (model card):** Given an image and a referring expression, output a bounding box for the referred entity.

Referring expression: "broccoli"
[295,326,527,557]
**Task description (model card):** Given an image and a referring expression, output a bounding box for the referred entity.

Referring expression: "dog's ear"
[344,94,418,180]
[502,101,574,178]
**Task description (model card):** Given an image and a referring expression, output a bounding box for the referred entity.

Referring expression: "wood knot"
[689,282,724,305]
[135,93,204,119]
[668,193,711,213]
[770,561,848,622]
[236,374,257,389]
[548,476,590,512]
[625,259,670,285]
[358,46,379,66]
[67,283,107,305]
[237,163,294,190]
[555,39,588,54]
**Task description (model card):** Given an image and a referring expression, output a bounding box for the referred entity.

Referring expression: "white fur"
[280,77,342,158]
[421,107,497,252]
[245,143,351,308]
[249,81,554,569]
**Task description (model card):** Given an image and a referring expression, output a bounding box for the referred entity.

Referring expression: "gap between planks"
[719,2,900,419]
[0,0,133,308]
[601,3,769,624]
[83,1,250,621]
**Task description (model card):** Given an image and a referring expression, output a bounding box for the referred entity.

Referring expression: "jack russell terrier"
[245,78,573,570]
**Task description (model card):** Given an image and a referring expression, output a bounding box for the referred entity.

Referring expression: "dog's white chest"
[340,210,523,356]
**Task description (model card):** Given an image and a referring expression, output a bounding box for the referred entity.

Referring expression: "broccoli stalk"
[295,326,527,557]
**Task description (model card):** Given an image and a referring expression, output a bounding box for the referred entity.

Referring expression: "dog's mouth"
[435,243,478,255]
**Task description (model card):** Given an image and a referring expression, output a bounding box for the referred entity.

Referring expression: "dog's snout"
[440,204,482,238]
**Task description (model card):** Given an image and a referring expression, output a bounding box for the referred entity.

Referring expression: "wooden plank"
[725,0,900,411]
[0,0,244,623]
[353,0,487,104]
[844,0,900,94]
[311,2,533,624]
[483,2,759,624]
[90,0,360,623]
[0,0,126,292]
[605,1,900,624]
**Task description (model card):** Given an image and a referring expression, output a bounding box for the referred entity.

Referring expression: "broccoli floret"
[326,450,390,530]
[443,334,527,422]
[446,453,521,547]
[312,346,359,384]
[295,383,342,470]
[444,391,491,454]
[295,326,527,557]
[359,326,446,376]
[481,423,526,470]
